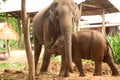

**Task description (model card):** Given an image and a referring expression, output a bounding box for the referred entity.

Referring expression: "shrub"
[107,33,120,64]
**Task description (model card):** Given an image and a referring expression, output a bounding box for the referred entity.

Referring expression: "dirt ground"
[0,50,120,80]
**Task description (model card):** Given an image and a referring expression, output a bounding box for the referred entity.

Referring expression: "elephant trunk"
[59,13,73,75]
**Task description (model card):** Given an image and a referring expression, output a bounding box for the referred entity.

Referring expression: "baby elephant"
[49,30,119,76]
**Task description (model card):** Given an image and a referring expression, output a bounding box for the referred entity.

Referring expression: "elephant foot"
[79,74,86,77]
[35,71,39,76]
[40,71,52,75]
[69,64,73,73]
[40,69,48,75]
[93,73,102,76]
[112,72,119,76]
[69,68,73,73]
[59,71,69,77]
[40,68,48,72]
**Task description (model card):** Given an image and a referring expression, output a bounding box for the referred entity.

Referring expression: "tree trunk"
[21,0,35,80]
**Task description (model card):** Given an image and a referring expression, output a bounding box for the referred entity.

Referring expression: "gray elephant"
[48,30,119,76]
[32,0,81,77]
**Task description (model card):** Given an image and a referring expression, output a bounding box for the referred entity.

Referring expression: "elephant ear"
[71,2,81,26]
[49,2,58,24]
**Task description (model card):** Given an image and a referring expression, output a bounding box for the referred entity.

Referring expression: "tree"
[21,0,35,80]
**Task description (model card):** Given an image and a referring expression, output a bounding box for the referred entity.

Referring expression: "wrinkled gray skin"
[49,30,119,76]
[32,0,81,77]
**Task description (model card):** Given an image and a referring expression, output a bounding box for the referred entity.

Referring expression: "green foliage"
[0,14,5,21]
[1,78,11,80]
[107,33,120,64]
[1,0,8,2]
[82,59,92,62]
[9,40,18,48]
[0,47,7,51]
[0,62,27,70]
[8,16,18,32]
[51,56,61,62]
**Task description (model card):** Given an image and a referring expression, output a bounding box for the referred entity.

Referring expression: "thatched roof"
[0,22,19,40]
[81,0,119,16]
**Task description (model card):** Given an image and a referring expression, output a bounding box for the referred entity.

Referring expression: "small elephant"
[48,30,119,76]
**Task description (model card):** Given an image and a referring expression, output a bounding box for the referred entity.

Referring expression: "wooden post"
[17,19,21,48]
[21,0,35,80]
[5,13,10,57]
[78,3,82,31]
[6,40,10,57]
[102,8,106,35]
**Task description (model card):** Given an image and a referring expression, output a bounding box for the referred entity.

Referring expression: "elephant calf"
[48,30,119,76]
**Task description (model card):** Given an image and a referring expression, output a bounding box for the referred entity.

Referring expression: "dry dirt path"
[0,50,120,80]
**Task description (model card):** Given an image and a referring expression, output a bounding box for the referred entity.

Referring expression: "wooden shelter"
[0,22,19,57]
[81,0,119,16]
[78,0,119,35]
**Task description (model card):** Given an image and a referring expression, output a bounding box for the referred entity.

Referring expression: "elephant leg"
[59,53,73,77]
[40,49,51,73]
[94,60,102,76]
[34,35,42,74]
[34,44,42,73]
[103,54,119,76]
[59,54,65,76]
[73,57,85,76]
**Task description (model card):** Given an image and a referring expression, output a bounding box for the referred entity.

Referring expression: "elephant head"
[47,0,81,76]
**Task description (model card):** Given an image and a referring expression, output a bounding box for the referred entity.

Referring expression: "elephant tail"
[106,39,117,63]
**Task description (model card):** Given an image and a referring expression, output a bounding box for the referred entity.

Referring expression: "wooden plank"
[79,23,120,28]
[82,3,100,8]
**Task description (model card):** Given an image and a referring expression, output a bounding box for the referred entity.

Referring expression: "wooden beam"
[82,3,100,8]
[82,7,117,16]
[79,23,120,28]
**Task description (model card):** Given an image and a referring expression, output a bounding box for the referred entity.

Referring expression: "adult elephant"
[32,0,81,77]
[48,30,119,76]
